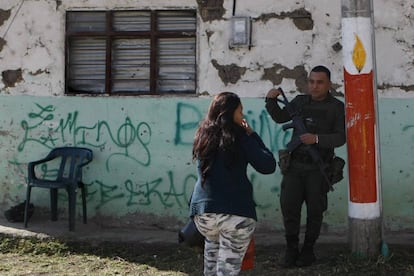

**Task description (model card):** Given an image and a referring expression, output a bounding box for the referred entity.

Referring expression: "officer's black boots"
[282,236,317,268]
[296,241,316,267]
[281,236,299,268]
[282,245,299,268]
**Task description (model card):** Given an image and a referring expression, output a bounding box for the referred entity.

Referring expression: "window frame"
[65,10,197,96]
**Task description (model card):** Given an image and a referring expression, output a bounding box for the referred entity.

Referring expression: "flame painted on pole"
[352,35,366,73]
[342,15,380,219]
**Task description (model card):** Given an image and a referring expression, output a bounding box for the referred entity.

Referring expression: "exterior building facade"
[0,0,413,232]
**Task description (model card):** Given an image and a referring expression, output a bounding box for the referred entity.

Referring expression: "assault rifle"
[276,88,334,191]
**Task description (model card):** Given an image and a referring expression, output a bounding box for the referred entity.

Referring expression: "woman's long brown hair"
[192,92,242,186]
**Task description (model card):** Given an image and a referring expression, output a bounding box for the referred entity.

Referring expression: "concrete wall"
[0,95,413,232]
[0,0,413,232]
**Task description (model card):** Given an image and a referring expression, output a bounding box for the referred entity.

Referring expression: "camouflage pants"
[194,213,256,276]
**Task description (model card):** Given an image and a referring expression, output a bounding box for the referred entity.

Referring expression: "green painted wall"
[0,95,413,231]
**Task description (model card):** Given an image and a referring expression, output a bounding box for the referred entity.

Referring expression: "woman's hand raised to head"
[241,119,254,135]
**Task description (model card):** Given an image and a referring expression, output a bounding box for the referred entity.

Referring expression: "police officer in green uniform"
[265,65,346,267]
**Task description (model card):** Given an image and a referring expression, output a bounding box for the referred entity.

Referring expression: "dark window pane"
[67,38,106,93]
[112,39,150,93]
[157,37,196,93]
[113,11,151,31]
[157,11,196,31]
[67,12,106,32]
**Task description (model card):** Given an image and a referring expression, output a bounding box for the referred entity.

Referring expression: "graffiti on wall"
[12,101,290,214]
[174,101,291,151]
[89,171,198,210]
[18,103,152,169]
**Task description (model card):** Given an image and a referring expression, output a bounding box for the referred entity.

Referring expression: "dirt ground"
[0,214,414,275]
[1,234,413,275]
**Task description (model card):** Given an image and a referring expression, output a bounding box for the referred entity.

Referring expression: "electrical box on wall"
[229,16,251,48]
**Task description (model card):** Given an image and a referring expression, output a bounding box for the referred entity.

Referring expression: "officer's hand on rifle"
[300,133,319,145]
[266,87,282,99]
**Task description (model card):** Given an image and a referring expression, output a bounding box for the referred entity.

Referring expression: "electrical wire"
[1,0,25,40]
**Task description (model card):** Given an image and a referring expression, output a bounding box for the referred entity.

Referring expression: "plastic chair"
[24,147,93,231]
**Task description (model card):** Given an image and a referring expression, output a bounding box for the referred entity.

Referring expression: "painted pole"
[341,0,382,257]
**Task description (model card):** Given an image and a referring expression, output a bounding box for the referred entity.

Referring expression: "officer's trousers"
[280,161,327,245]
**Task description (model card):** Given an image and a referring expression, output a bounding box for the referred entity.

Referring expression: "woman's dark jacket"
[189,131,276,221]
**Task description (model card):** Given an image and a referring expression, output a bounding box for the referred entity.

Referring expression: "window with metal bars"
[65,10,197,95]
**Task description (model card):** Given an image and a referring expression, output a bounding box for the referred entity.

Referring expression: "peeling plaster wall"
[0,0,413,231]
[197,0,414,97]
[374,0,414,95]
[0,1,63,94]
[0,0,413,96]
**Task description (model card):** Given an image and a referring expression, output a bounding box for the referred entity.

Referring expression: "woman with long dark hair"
[190,92,276,275]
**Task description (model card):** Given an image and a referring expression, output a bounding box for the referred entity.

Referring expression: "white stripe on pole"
[342,17,373,75]
[349,202,380,219]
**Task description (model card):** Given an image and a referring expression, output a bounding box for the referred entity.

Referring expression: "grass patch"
[0,233,413,275]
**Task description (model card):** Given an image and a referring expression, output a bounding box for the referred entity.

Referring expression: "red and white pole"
[341,0,382,257]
